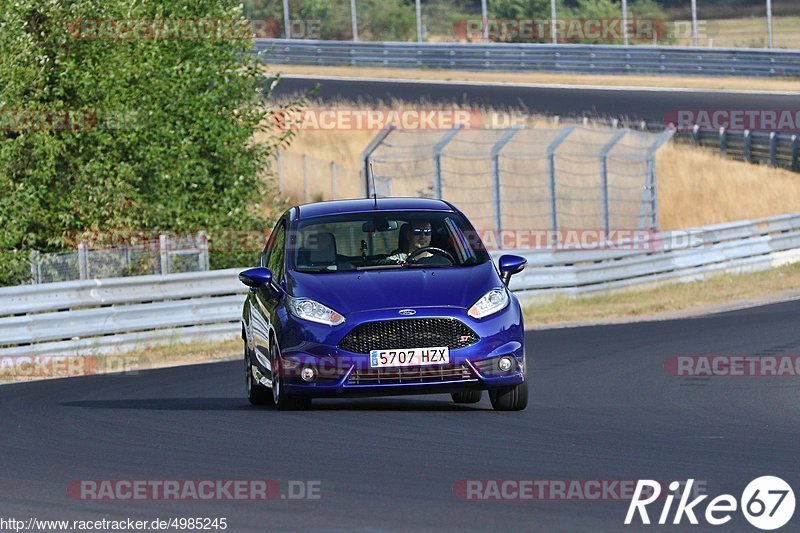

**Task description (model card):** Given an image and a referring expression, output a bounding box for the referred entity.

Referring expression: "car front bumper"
[273,304,527,398]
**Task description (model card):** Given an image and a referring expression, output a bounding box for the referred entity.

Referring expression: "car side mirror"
[239,267,273,291]
[498,254,526,287]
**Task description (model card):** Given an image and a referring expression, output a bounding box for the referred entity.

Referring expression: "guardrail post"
[78,243,88,280]
[330,161,337,200]
[769,132,778,168]
[599,130,627,238]
[302,154,309,202]
[159,234,170,275]
[432,127,461,200]
[792,135,799,172]
[743,130,752,163]
[360,125,395,198]
[546,125,577,239]
[719,127,727,155]
[198,232,210,271]
[490,128,520,249]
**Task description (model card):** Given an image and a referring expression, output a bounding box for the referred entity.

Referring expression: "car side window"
[262,220,281,268]
[267,221,287,283]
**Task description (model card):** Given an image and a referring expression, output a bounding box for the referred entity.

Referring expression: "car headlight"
[287,296,345,326]
[468,288,509,319]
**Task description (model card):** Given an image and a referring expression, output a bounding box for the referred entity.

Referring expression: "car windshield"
[291,211,491,272]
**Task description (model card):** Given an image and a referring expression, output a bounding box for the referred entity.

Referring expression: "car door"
[252,218,287,371]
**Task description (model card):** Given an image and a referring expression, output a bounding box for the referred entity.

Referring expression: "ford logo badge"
[399,309,416,316]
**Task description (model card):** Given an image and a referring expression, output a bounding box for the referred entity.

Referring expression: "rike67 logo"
[625,477,795,530]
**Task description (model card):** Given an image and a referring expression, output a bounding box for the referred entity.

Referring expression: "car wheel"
[245,343,273,406]
[489,381,528,411]
[451,391,482,404]
[270,341,311,411]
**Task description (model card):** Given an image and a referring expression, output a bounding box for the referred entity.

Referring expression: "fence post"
[78,243,88,280]
[719,127,727,154]
[198,231,210,271]
[330,161,337,200]
[277,147,283,194]
[641,129,676,232]
[769,132,778,168]
[743,130,752,163]
[30,250,38,284]
[792,135,799,172]
[599,130,627,238]
[360,125,395,198]
[432,127,461,199]
[490,128,520,249]
[159,234,170,275]
[546,125,577,239]
[302,154,309,202]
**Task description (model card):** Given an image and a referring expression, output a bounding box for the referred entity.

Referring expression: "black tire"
[245,344,273,406]
[489,381,528,411]
[451,390,482,404]
[270,342,311,411]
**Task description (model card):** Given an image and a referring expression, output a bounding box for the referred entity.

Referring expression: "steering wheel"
[406,246,456,265]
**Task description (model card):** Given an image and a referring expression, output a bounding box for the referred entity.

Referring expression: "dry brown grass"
[271,64,800,93]
[523,260,800,327]
[657,142,800,229]
[672,16,800,50]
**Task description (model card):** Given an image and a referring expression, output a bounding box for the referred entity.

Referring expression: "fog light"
[300,367,316,382]
[497,356,514,372]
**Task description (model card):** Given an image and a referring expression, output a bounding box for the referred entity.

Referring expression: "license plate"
[369,347,450,368]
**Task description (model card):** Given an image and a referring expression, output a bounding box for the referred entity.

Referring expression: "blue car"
[239,198,528,410]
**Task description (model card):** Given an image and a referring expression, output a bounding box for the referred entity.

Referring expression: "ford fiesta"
[239,198,528,410]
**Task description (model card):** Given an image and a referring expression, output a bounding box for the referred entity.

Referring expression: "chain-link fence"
[275,149,362,202]
[362,125,674,243]
[29,233,210,284]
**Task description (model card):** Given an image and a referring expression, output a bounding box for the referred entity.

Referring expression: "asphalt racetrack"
[2,299,799,531]
[272,75,800,123]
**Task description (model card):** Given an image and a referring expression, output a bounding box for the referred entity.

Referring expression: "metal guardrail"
[556,117,799,172]
[0,269,246,357]
[2,211,800,357]
[507,212,800,300]
[253,39,800,78]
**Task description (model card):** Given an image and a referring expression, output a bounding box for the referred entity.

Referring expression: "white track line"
[278,73,800,96]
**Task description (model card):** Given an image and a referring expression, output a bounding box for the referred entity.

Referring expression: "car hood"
[286,261,500,315]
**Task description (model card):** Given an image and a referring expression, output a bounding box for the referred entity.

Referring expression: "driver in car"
[384,220,434,263]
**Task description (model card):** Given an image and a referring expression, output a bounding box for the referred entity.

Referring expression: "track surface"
[272,76,800,122]
[2,300,799,531]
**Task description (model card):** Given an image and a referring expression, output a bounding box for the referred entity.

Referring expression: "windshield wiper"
[294,267,338,273]
[355,264,404,271]
[402,263,453,269]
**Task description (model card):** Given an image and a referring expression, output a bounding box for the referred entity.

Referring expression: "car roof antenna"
[369,162,378,209]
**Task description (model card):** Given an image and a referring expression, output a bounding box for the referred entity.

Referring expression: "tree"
[0,0,302,285]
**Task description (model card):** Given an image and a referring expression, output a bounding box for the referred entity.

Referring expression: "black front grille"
[337,318,480,354]
[348,363,474,385]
